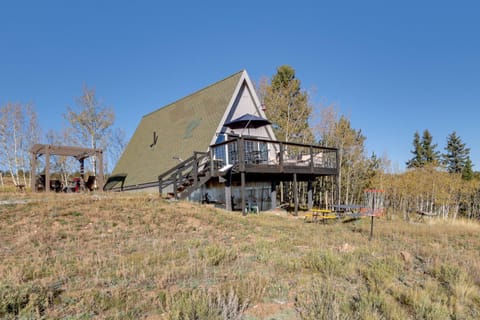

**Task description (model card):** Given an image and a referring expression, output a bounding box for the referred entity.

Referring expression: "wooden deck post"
[279,142,284,168]
[210,148,215,174]
[293,173,298,216]
[309,146,314,173]
[238,137,245,172]
[225,179,232,211]
[307,180,313,210]
[241,171,246,215]
[270,181,277,210]
[193,152,198,189]
[158,177,163,196]
[173,170,178,200]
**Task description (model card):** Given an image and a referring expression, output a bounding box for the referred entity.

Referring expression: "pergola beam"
[30,144,99,159]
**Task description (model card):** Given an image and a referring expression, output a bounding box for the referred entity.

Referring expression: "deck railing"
[209,136,338,174]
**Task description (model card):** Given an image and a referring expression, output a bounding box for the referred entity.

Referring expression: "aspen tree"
[65,85,114,181]
[0,103,39,187]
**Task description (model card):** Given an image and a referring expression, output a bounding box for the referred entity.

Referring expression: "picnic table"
[304,209,337,223]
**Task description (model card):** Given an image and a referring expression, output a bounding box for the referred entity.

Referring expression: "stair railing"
[158,151,209,199]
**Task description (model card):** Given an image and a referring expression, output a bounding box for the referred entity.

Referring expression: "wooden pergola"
[30,144,104,192]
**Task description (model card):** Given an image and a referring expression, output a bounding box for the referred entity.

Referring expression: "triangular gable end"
[210,70,277,145]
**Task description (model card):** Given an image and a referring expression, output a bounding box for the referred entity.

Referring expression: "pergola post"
[79,158,85,191]
[30,151,36,192]
[97,150,104,190]
[80,158,85,180]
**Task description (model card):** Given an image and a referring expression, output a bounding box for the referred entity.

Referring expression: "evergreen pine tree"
[261,65,314,144]
[443,131,470,173]
[406,131,424,168]
[406,129,440,168]
[421,129,440,165]
[462,158,474,181]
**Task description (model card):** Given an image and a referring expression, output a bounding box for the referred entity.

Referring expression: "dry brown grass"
[1,192,479,319]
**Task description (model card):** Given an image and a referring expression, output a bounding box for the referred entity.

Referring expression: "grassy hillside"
[1,193,479,319]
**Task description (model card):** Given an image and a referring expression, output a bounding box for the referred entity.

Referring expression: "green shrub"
[434,264,462,292]
[294,278,343,320]
[302,250,343,277]
[361,257,401,292]
[413,295,450,320]
[200,244,237,266]
[0,282,63,318]
[223,274,267,306]
[351,289,408,320]
[252,240,274,264]
[161,288,248,320]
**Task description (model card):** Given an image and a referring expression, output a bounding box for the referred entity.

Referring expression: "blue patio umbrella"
[224,113,271,130]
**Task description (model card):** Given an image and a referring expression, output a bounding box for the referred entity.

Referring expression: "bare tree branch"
[65,85,114,180]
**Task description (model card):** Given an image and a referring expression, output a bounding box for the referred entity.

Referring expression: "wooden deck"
[209,136,338,178]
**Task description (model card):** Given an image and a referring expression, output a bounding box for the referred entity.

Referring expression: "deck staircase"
[158,151,213,200]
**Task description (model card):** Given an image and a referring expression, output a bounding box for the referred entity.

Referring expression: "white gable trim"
[243,73,277,140]
[209,70,277,146]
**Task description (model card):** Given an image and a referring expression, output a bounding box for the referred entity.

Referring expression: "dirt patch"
[0,199,31,205]
[245,301,295,319]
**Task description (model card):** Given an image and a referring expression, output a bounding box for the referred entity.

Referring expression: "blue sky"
[1,0,479,171]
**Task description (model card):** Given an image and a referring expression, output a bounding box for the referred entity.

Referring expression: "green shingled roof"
[112,71,244,187]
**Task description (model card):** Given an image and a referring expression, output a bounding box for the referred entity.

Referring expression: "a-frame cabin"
[108,70,338,213]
